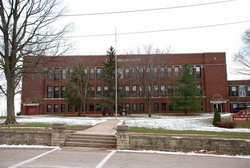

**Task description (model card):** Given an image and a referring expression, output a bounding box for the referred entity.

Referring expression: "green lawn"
[129,127,250,140]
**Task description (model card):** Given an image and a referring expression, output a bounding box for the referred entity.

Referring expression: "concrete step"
[65,138,116,144]
[67,135,116,140]
[64,142,116,148]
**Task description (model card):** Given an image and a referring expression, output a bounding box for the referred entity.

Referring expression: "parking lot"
[1,147,250,168]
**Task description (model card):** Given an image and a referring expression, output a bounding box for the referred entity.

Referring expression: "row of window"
[46,103,182,113]
[47,84,202,98]
[229,86,250,97]
[47,65,202,81]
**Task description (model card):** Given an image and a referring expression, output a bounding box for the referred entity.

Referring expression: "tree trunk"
[147,97,152,117]
[82,103,86,117]
[78,104,81,116]
[3,78,18,125]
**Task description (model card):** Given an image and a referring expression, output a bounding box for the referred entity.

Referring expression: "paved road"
[1,147,250,168]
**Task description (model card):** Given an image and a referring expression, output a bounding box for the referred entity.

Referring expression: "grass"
[129,127,250,140]
[155,113,203,117]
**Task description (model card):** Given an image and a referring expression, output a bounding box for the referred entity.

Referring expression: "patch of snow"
[0,144,60,149]
[115,150,250,159]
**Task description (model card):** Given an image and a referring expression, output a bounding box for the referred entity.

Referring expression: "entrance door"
[213,104,222,112]
[27,106,37,115]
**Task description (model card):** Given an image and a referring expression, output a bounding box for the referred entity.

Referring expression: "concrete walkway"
[76,119,120,135]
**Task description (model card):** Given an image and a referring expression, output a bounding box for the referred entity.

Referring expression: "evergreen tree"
[173,64,202,115]
[213,108,221,126]
[102,46,123,115]
[64,63,91,116]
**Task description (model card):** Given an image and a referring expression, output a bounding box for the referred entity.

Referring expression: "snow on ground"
[0,115,105,126]
[0,144,59,149]
[0,113,250,133]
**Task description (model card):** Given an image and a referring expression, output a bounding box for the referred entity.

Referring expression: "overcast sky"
[59,0,250,80]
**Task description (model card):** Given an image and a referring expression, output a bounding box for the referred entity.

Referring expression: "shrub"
[216,121,236,128]
[212,108,221,126]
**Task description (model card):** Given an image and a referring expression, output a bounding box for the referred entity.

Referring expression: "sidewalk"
[76,119,120,135]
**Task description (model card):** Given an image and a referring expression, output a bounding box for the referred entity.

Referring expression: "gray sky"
[60,0,250,80]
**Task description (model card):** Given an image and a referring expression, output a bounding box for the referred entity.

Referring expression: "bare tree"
[123,44,171,117]
[233,29,250,76]
[0,0,70,125]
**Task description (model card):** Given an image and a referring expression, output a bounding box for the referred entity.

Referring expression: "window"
[189,66,194,75]
[62,69,67,80]
[146,67,150,79]
[154,103,159,112]
[248,86,250,96]
[47,104,51,112]
[54,68,60,80]
[125,67,130,79]
[118,86,123,95]
[118,68,123,79]
[239,86,246,97]
[96,104,101,112]
[131,67,137,79]
[162,103,166,112]
[75,105,78,112]
[146,85,151,96]
[153,85,158,97]
[139,86,143,97]
[61,104,65,112]
[196,65,201,78]
[169,103,174,111]
[132,85,137,96]
[139,67,144,79]
[197,84,202,96]
[47,86,52,98]
[96,86,102,95]
[125,103,130,112]
[118,104,123,112]
[89,104,94,112]
[89,68,94,80]
[97,67,102,80]
[167,66,172,78]
[160,66,166,79]
[174,66,179,77]
[54,86,59,98]
[104,86,108,96]
[48,68,53,80]
[140,103,144,112]
[132,103,137,112]
[61,87,66,98]
[69,68,73,76]
[54,104,58,112]
[160,85,166,97]
[168,85,173,96]
[153,66,158,79]
[232,86,237,96]
[68,104,72,112]
[125,86,130,97]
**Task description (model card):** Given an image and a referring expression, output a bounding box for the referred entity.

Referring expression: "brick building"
[21,52,245,115]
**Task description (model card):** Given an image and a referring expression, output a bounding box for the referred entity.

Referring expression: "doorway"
[213,104,222,112]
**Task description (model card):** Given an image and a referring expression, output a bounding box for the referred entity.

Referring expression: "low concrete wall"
[128,135,250,155]
[0,130,51,146]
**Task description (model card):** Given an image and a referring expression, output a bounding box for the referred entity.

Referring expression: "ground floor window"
[154,103,159,112]
[96,104,101,112]
[47,104,51,112]
[140,103,144,112]
[126,103,130,112]
[61,104,65,112]
[162,103,166,112]
[169,103,174,111]
[68,104,72,112]
[132,103,137,112]
[90,104,94,112]
[54,104,58,112]
[75,105,78,112]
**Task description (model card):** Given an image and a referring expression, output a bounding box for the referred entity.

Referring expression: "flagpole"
[115,27,118,119]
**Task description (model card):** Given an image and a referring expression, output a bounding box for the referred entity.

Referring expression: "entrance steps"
[64,133,117,149]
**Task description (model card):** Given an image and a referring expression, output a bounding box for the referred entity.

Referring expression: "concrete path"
[76,119,120,135]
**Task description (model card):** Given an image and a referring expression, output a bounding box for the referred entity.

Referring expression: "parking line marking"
[95,150,116,168]
[9,147,60,168]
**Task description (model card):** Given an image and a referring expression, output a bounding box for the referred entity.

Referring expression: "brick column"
[52,123,67,146]
[116,124,129,150]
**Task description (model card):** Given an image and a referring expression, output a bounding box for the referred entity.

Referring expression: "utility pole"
[115,27,118,119]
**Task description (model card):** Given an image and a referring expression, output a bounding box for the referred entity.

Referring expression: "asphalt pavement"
[1,147,249,168]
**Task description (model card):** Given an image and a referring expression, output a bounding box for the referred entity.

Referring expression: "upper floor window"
[146,67,151,79]
[132,85,137,96]
[167,66,172,78]
[153,85,158,97]
[89,68,94,80]
[168,85,173,96]
[146,85,151,96]
[104,86,108,96]
[232,86,237,96]
[160,85,166,97]
[153,67,158,79]
[54,68,60,80]
[160,66,166,79]
[248,86,250,96]
[118,68,123,79]
[118,86,123,95]
[54,86,59,98]
[96,67,102,80]
[125,67,130,79]
[239,86,246,97]
[69,68,73,76]
[47,86,52,98]
[139,86,143,97]
[62,69,67,80]
[139,67,144,79]
[48,68,53,80]
[96,86,102,95]
[131,67,137,80]
[189,66,194,75]
[197,84,202,96]
[196,66,201,78]
[125,86,130,97]
[174,66,179,77]
[61,86,66,98]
